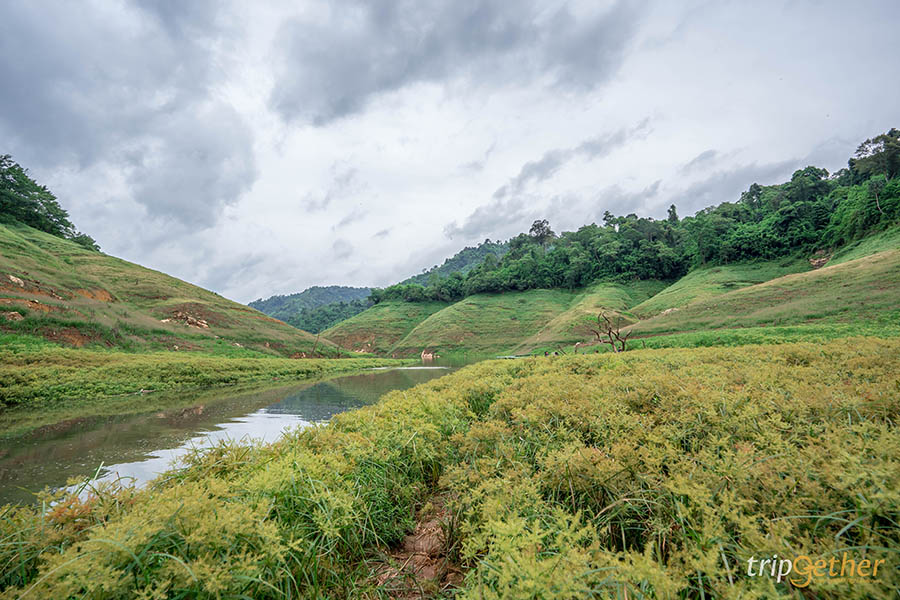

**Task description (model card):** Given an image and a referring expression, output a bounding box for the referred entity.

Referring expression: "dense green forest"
[284,296,373,333]
[372,128,900,303]
[400,239,508,285]
[0,155,98,251]
[249,286,370,319]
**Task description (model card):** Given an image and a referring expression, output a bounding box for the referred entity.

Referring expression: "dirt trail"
[373,496,464,598]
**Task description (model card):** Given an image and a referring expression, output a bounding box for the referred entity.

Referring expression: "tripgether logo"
[746,553,886,588]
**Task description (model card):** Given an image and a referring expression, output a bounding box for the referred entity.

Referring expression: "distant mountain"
[252,241,508,333]
[401,239,508,286]
[250,286,372,325]
[285,297,374,334]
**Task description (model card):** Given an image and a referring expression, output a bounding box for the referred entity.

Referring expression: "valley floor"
[2,337,897,598]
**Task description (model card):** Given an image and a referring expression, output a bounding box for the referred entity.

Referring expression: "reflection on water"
[0,366,454,505]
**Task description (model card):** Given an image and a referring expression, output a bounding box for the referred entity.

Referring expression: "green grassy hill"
[0,222,337,357]
[826,224,900,266]
[511,280,667,354]
[630,248,900,339]
[630,256,811,318]
[321,300,449,355]
[323,232,900,356]
[391,289,577,356]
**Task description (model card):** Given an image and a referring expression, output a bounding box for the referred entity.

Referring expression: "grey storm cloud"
[270,0,642,124]
[0,0,256,229]
[446,121,651,240]
[680,149,719,173]
[443,196,532,240]
[594,179,662,219]
[493,120,650,200]
[669,160,797,215]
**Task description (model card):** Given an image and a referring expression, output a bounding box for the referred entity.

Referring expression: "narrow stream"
[0,365,457,505]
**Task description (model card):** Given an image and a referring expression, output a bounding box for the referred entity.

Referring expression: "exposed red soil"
[0,297,59,312]
[44,327,98,348]
[73,288,114,302]
[159,303,233,329]
[1,273,68,300]
[372,497,464,598]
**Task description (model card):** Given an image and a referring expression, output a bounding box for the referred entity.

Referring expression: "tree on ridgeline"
[529,219,556,248]
[851,128,900,181]
[0,155,99,250]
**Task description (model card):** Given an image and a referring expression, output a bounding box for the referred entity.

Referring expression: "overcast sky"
[2,1,899,303]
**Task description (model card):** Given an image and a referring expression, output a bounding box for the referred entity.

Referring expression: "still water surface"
[0,365,456,504]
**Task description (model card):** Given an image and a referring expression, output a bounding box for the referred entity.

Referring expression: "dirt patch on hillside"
[371,497,463,598]
[808,250,831,269]
[0,273,69,300]
[329,332,381,352]
[159,303,233,329]
[45,327,97,348]
[74,288,114,302]
[0,297,59,312]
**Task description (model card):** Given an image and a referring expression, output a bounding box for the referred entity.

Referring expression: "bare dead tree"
[588,311,632,353]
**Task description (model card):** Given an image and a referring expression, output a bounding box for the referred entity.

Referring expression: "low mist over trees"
[372,129,900,304]
[0,155,98,251]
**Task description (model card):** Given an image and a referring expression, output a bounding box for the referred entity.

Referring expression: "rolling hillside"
[0,222,337,357]
[629,247,900,337]
[630,256,811,318]
[392,289,576,355]
[511,280,667,354]
[322,233,900,356]
[321,300,449,355]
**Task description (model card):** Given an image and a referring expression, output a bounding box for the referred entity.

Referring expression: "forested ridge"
[372,128,900,303]
[400,239,508,285]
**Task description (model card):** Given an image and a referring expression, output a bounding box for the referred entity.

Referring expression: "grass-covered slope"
[392,289,577,356]
[631,248,900,338]
[3,338,897,598]
[631,256,811,318]
[321,300,449,354]
[512,280,667,354]
[0,222,335,357]
[826,224,900,266]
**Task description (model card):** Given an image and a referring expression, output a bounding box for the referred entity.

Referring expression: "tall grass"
[1,339,898,598]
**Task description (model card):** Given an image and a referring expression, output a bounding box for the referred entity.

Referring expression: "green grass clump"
[2,338,898,598]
